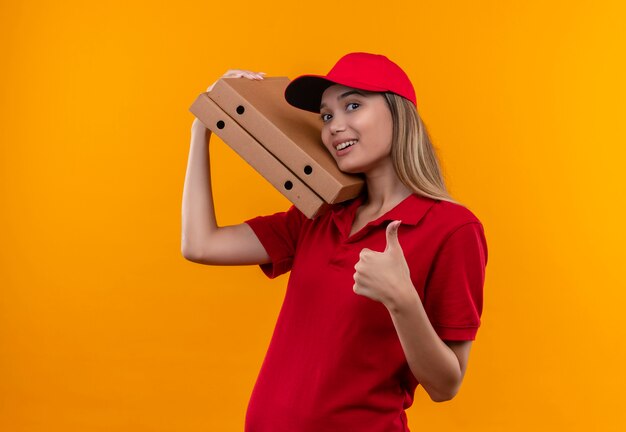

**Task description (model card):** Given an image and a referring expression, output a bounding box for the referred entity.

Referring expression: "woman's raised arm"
[181,70,271,266]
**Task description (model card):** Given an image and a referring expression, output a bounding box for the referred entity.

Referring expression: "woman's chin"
[337,164,362,175]
[334,159,361,174]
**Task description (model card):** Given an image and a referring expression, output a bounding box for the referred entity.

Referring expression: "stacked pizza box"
[189,77,364,218]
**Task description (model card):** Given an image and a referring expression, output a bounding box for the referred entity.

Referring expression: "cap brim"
[284,75,337,113]
[285,74,395,113]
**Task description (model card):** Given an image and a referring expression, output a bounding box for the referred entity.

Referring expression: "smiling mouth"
[336,140,358,150]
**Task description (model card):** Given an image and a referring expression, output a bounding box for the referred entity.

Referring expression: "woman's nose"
[329,116,346,135]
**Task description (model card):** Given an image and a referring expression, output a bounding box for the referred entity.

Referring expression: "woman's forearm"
[181,124,217,258]
[387,290,463,402]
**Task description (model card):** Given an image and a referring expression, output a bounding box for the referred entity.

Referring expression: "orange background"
[2,0,625,430]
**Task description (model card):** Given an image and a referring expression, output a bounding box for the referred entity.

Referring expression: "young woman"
[181,52,488,432]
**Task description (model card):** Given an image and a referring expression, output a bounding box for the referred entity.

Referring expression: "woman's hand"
[352,221,417,311]
[206,69,266,92]
[192,69,266,132]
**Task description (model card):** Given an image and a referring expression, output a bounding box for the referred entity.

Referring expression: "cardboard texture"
[189,93,329,219]
[207,77,364,204]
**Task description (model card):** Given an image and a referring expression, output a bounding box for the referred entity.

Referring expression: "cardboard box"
[189,92,329,219]
[207,77,364,204]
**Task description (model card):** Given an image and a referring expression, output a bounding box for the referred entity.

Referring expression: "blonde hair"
[384,93,461,205]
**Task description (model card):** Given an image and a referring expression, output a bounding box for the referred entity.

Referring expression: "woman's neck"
[362,164,413,213]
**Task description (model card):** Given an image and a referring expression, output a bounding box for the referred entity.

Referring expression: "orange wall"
[1,1,625,430]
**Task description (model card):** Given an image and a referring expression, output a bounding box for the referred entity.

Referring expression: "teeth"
[336,140,357,150]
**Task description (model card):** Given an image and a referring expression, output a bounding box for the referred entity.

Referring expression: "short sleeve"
[245,205,307,279]
[424,222,488,341]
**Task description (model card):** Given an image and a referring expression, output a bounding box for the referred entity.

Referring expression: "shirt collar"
[330,191,439,238]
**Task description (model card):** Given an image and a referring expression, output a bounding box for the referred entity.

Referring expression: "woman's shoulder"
[284,197,358,226]
[324,194,364,217]
[426,196,485,234]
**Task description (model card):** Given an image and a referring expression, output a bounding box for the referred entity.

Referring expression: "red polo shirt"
[244,192,488,432]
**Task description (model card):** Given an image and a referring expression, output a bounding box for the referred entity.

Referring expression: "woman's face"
[319,84,394,175]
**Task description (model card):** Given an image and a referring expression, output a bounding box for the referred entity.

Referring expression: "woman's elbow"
[181,246,199,262]
[181,240,196,261]
[428,388,458,403]
[181,242,209,264]
[425,379,463,403]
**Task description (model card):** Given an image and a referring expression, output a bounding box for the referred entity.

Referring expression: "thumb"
[385,220,402,253]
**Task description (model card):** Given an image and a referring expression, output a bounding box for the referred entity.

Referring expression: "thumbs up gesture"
[353,220,415,309]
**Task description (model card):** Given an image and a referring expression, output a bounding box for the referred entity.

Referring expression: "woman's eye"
[346,102,360,111]
[321,113,332,122]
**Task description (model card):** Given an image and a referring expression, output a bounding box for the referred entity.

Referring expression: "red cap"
[285,52,417,113]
